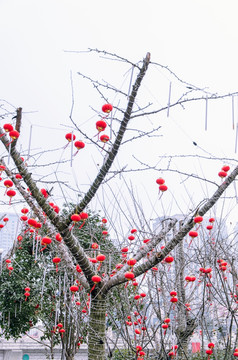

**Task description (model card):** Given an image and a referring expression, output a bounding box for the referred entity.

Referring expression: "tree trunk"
[88,293,107,360]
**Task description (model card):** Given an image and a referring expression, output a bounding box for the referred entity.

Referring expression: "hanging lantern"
[102,218,107,224]
[6,189,16,204]
[40,237,52,251]
[55,233,62,242]
[102,104,113,113]
[70,214,81,231]
[59,328,65,338]
[100,134,110,143]
[21,208,29,214]
[127,258,137,267]
[8,266,13,275]
[222,165,230,172]
[96,120,107,133]
[165,256,174,264]
[159,184,168,192]
[218,170,227,178]
[15,173,22,180]
[124,272,135,288]
[128,235,135,241]
[96,254,106,271]
[27,218,37,228]
[65,133,76,143]
[76,264,82,273]
[9,130,20,143]
[70,285,79,300]
[91,275,102,292]
[91,243,99,249]
[156,178,165,185]
[170,290,177,297]
[3,123,14,132]
[52,257,61,272]
[79,212,88,228]
[40,188,49,198]
[4,179,13,190]
[20,215,28,222]
[74,140,85,156]
[194,216,203,224]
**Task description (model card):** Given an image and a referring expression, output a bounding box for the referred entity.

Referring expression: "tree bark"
[88,293,107,360]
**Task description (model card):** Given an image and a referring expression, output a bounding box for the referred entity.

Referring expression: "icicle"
[8,311,10,327]
[27,125,33,160]
[232,95,235,130]
[19,300,22,312]
[70,131,74,167]
[7,142,11,165]
[205,96,208,131]
[167,82,172,117]
[235,123,238,153]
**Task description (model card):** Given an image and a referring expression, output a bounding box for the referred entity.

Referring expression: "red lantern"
[40,188,49,198]
[96,254,106,271]
[91,275,102,292]
[159,184,168,192]
[127,258,137,267]
[156,178,165,185]
[96,120,107,132]
[8,266,13,275]
[102,104,113,113]
[0,224,4,229]
[194,216,203,223]
[21,208,29,214]
[6,189,16,204]
[52,257,61,272]
[74,140,85,156]
[55,233,62,242]
[218,170,227,178]
[128,235,135,241]
[27,218,37,228]
[79,212,88,228]
[165,256,174,264]
[70,285,79,300]
[100,134,109,143]
[40,237,52,251]
[91,243,99,249]
[76,264,82,273]
[20,215,28,222]
[3,123,14,132]
[4,179,13,189]
[65,133,76,142]
[15,173,22,180]
[222,165,230,172]
[170,290,177,297]
[59,328,65,337]
[70,214,81,230]
[9,130,20,142]
[24,291,30,301]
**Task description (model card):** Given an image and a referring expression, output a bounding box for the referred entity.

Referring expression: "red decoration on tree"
[52,257,61,272]
[102,104,113,113]
[40,237,52,251]
[6,189,16,204]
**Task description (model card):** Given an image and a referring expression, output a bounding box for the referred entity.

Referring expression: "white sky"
[0,0,238,229]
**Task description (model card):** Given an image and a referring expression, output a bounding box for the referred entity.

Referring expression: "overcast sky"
[0,0,238,227]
